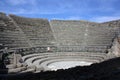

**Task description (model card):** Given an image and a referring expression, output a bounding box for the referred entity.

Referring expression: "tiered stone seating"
[102,20,120,36]
[50,20,117,53]
[0,12,30,49]
[102,19,120,28]
[0,12,119,75]
[10,15,55,47]
[21,52,112,72]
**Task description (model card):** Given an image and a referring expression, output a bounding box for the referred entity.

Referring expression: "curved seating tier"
[22,52,112,72]
[41,59,94,71]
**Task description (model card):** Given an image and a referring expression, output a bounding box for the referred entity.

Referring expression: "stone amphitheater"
[0,12,120,78]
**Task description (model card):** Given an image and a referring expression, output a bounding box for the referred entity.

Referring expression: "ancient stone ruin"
[0,12,120,80]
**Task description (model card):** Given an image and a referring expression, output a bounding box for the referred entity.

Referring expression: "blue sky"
[0,0,120,22]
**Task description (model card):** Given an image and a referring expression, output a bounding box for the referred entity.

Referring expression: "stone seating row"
[22,52,107,62]
[22,52,108,70]
[40,59,96,71]
[0,13,30,48]
[22,51,116,72]
[50,20,117,52]
[24,54,103,66]
[10,15,55,47]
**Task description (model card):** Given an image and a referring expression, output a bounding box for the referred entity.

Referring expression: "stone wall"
[110,37,120,57]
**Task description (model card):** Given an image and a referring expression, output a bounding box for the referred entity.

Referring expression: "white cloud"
[5,0,68,14]
[2,0,120,21]
[8,8,65,15]
[91,16,120,23]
